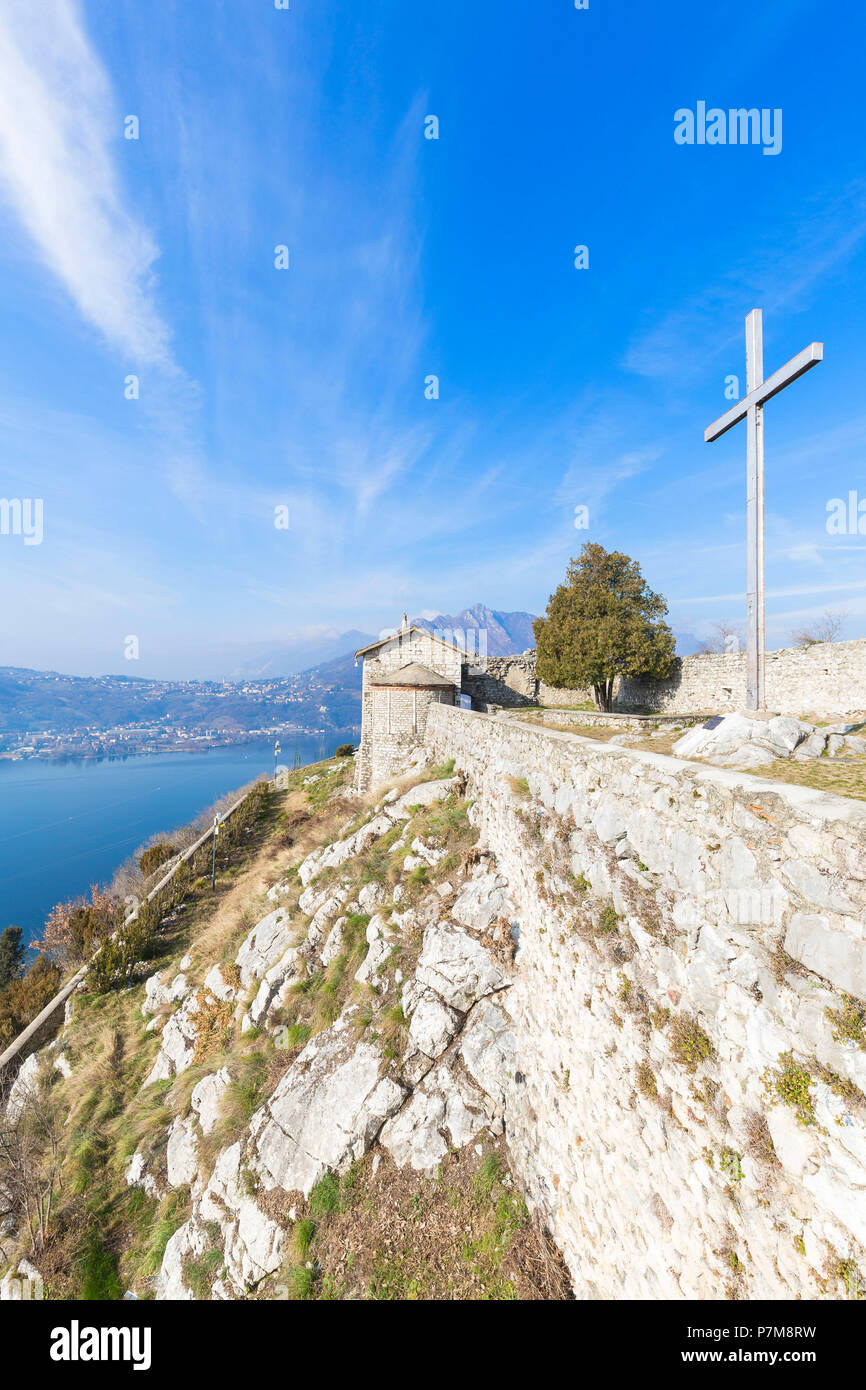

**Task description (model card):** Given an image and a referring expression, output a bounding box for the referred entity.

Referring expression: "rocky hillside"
[0,755,570,1301]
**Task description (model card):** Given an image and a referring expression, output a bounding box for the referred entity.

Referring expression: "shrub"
[334,744,355,758]
[636,1063,657,1099]
[0,926,25,990]
[596,904,620,935]
[669,1014,714,1072]
[0,954,62,1046]
[138,841,176,878]
[719,1148,744,1183]
[769,1053,816,1127]
[35,885,122,966]
[826,996,865,1051]
[86,914,153,995]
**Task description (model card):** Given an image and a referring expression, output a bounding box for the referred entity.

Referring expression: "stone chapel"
[353,615,469,790]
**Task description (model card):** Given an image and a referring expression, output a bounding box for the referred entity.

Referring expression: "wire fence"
[0,785,258,1081]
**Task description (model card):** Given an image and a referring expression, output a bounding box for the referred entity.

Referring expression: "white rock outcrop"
[191,1068,231,1135]
[249,1018,407,1197]
[235,909,295,989]
[166,1116,199,1188]
[414,922,508,1013]
[380,1060,494,1171]
[144,992,203,1086]
[673,711,866,770]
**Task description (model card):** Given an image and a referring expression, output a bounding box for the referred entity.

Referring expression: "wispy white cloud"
[0,0,171,364]
[623,181,866,383]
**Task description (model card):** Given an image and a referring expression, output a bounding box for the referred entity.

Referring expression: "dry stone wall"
[619,639,866,716]
[425,702,866,1299]
[461,655,540,708]
[466,639,866,718]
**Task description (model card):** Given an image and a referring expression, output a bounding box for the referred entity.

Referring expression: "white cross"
[705,310,823,709]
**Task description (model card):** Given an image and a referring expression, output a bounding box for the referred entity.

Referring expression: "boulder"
[401,985,462,1080]
[320,917,346,968]
[144,992,203,1085]
[380,1062,494,1172]
[460,1000,517,1107]
[160,1142,285,1299]
[673,712,823,769]
[249,1019,406,1196]
[203,964,236,1003]
[299,817,395,887]
[235,909,295,989]
[142,969,190,1017]
[125,1148,162,1200]
[191,1068,231,1136]
[451,870,508,932]
[354,914,397,991]
[5,1053,41,1122]
[385,778,460,821]
[415,922,508,1012]
[166,1117,199,1188]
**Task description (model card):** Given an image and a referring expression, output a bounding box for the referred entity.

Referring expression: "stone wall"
[358,686,453,791]
[620,639,866,716]
[424,702,866,1299]
[467,639,866,718]
[505,709,697,731]
[364,631,464,687]
[461,654,539,708]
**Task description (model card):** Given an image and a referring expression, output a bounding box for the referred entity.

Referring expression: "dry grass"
[743,755,866,804]
[260,1142,572,1301]
[3,768,359,1297]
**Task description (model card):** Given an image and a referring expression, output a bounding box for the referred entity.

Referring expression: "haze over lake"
[0,734,354,947]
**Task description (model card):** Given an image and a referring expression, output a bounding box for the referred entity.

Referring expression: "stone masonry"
[424,701,866,1299]
[463,639,866,718]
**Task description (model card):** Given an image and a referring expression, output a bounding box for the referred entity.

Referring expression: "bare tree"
[0,1079,62,1256]
[697,620,744,654]
[790,609,848,648]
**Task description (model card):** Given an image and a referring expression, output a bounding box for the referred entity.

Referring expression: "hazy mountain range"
[233,605,539,681]
[229,628,376,680]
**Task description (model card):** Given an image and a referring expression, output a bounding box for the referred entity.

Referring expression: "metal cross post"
[273,740,281,789]
[705,311,823,709]
[211,814,221,890]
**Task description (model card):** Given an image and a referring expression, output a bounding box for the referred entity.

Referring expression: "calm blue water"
[0,733,355,945]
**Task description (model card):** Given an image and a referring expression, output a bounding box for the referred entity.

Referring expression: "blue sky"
[0,0,864,679]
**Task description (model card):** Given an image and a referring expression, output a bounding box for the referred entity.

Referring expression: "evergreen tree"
[0,925,25,991]
[534,543,676,711]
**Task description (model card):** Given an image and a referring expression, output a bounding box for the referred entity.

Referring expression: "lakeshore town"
[0,669,360,761]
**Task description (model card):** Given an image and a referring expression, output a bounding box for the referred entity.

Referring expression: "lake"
[0,733,356,946]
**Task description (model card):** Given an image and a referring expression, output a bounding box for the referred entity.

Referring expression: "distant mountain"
[411,604,538,657]
[229,629,376,679]
[298,646,364,693]
[673,631,705,656]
